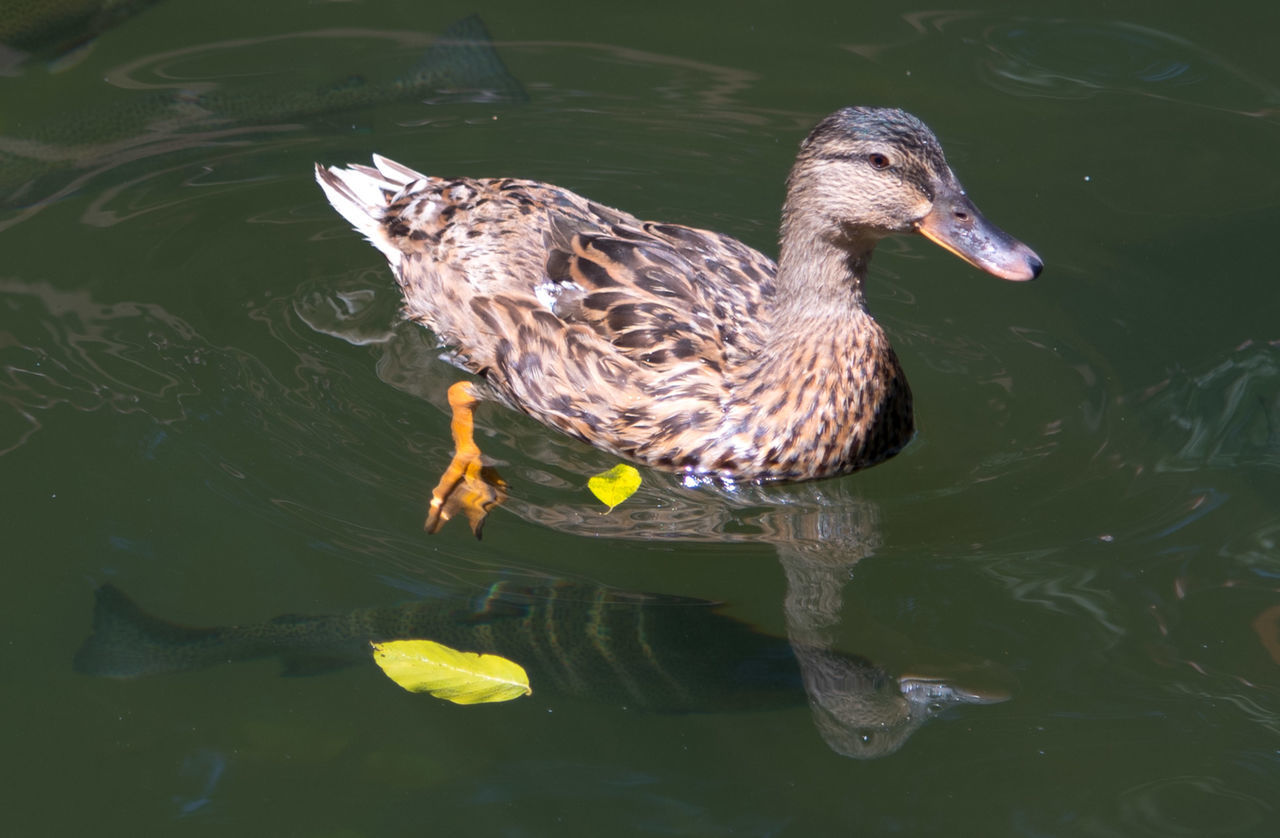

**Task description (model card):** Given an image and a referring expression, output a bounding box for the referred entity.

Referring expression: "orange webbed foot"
[425,381,508,538]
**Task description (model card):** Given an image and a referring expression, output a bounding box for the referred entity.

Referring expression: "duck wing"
[537,211,777,371]
[318,157,778,465]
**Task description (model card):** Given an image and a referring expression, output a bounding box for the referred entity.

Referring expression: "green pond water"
[3,0,1279,835]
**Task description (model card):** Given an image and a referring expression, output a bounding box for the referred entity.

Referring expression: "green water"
[4,0,1279,834]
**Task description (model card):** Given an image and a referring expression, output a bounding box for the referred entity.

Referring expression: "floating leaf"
[588,463,642,512]
[371,639,531,704]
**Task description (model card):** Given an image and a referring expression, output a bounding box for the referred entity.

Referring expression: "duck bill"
[917,191,1042,281]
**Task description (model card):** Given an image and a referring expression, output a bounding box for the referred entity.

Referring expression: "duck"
[315,106,1042,536]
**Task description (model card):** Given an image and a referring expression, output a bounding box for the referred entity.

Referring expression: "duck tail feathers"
[314,157,428,268]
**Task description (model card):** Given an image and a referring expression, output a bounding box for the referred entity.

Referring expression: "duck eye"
[868,153,891,169]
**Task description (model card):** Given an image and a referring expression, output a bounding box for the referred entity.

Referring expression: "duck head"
[783,107,1042,281]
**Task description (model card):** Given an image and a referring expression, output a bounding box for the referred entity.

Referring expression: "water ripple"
[1116,774,1271,836]
[1133,340,1280,474]
[844,13,1279,117]
[0,277,202,454]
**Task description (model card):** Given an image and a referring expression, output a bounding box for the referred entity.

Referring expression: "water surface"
[3,1,1279,835]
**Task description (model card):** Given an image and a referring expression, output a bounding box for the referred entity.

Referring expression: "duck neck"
[722,214,911,478]
[768,212,880,348]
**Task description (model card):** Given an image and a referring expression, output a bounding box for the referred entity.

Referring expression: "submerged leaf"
[588,464,642,512]
[371,639,531,704]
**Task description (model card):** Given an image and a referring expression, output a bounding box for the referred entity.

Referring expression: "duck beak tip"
[918,195,1042,282]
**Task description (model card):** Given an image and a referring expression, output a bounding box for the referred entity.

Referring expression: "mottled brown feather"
[315,107,1041,484]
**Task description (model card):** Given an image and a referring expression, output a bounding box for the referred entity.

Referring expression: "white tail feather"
[371,154,428,184]
[314,160,424,269]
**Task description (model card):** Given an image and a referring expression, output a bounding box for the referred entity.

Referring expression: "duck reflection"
[296,283,1014,757]
[519,487,1011,758]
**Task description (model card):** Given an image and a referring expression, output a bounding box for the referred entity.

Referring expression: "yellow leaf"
[587,463,642,512]
[370,639,531,704]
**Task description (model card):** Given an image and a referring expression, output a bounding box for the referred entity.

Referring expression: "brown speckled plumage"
[316,107,1041,486]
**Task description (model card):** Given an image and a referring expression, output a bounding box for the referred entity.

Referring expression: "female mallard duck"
[316,107,1041,535]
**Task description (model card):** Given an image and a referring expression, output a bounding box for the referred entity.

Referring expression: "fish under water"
[0,0,164,73]
[0,15,525,201]
[74,579,994,720]
[75,580,822,713]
